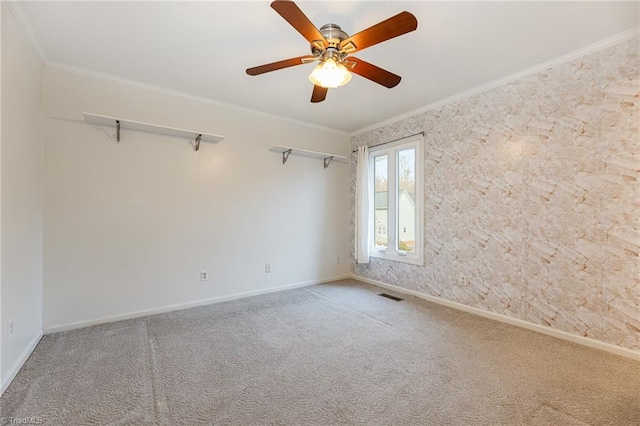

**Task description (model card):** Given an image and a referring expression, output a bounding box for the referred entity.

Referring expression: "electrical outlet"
[459,275,468,286]
[201,271,208,281]
[265,264,271,273]
[8,319,14,336]
[336,256,340,263]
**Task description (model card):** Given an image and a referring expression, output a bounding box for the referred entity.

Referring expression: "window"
[368,135,423,265]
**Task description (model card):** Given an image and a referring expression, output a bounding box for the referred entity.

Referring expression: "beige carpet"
[2,279,639,425]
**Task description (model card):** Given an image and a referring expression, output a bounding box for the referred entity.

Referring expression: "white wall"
[43,67,351,331]
[1,1,3,390]
[1,3,44,390]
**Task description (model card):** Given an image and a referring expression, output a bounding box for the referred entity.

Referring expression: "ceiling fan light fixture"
[308,58,352,88]
[248,1,418,102]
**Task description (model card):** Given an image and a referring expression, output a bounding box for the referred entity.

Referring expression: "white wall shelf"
[83,112,224,151]
[268,145,347,169]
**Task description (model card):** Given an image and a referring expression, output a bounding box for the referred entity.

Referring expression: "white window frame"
[369,135,424,266]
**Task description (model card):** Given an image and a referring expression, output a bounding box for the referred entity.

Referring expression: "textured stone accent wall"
[351,38,640,351]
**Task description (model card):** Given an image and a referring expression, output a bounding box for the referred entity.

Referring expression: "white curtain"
[355,145,371,264]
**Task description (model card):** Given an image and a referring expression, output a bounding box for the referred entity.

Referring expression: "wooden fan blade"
[271,1,328,48]
[311,85,328,103]
[246,55,315,76]
[339,11,417,53]
[349,57,401,88]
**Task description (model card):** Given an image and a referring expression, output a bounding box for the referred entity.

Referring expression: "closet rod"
[351,131,424,154]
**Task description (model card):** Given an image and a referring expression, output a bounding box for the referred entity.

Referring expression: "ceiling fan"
[246,1,418,103]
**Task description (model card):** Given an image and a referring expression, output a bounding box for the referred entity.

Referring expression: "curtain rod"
[351,131,425,154]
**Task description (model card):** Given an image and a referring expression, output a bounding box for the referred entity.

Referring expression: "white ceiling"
[19,1,640,133]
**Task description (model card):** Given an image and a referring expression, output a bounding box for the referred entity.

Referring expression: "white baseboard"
[1,329,44,395]
[44,275,351,335]
[351,274,640,361]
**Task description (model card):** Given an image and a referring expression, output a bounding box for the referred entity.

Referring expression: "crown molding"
[44,61,350,136]
[350,26,640,137]
[5,1,47,63]
[7,0,637,138]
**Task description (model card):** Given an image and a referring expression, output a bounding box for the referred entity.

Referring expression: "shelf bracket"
[194,134,202,152]
[323,156,334,169]
[116,120,121,142]
[282,149,292,165]
[101,127,116,141]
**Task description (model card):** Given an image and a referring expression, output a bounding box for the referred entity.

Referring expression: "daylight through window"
[368,135,424,265]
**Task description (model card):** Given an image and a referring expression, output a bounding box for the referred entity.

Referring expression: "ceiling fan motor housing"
[311,23,349,55]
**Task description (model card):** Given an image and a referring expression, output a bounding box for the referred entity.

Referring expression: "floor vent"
[378,293,404,302]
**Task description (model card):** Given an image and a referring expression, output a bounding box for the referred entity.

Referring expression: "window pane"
[373,155,388,249]
[397,148,416,253]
